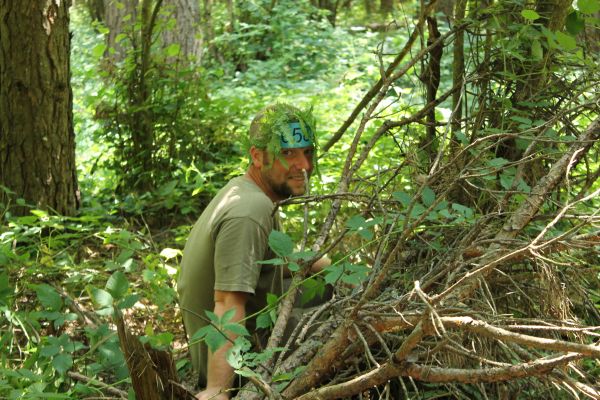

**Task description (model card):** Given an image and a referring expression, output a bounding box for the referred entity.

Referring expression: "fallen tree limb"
[294,353,583,400]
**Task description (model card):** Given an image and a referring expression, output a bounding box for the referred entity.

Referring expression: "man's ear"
[250,146,266,169]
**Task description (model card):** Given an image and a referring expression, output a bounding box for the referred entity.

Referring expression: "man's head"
[248,103,317,200]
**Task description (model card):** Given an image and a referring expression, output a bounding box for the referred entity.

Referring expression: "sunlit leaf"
[106,271,128,300]
[521,9,540,20]
[268,230,294,257]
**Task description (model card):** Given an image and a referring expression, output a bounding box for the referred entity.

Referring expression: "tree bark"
[0,0,79,216]
[161,0,203,63]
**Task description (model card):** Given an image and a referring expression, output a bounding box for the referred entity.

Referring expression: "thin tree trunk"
[0,0,79,216]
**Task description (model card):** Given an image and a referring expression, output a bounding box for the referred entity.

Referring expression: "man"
[178,103,327,400]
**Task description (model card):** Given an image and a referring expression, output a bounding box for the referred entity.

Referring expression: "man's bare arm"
[196,290,248,400]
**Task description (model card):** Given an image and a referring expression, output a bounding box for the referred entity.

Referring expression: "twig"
[67,371,128,399]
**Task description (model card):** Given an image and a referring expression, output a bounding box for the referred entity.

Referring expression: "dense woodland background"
[0,0,599,399]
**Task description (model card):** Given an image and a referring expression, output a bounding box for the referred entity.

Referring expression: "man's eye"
[282,150,293,157]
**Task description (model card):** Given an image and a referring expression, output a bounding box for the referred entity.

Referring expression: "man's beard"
[264,175,305,199]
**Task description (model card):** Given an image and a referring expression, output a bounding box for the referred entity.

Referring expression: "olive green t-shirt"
[177,176,283,386]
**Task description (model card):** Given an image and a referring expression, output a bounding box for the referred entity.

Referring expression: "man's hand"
[195,387,229,400]
[311,255,331,273]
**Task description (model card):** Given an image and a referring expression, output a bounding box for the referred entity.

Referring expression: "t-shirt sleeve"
[213,217,270,294]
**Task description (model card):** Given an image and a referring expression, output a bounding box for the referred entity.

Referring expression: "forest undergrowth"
[1,0,600,399]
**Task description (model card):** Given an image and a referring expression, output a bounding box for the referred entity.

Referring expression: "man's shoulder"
[216,176,274,218]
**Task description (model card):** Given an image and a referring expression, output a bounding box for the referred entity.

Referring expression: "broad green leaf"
[531,39,543,61]
[487,158,509,168]
[288,262,300,272]
[409,203,426,218]
[35,284,62,311]
[266,293,279,307]
[52,353,73,375]
[221,308,236,324]
[521,9,540,20]
[455,130,469,145]
[268,230,294,257]
[165,43,181,57]
[205,329,227,353]
[106,271,128,300]
[324,264,344,285]
[392,191,412,207]
[300,278,325,306]
[40,344,61,358]
[256,313,273,329]
[566,12,585,35]
[421,186,436,207]
[346,215,367,229]
[500,171,515,189]
[556,31,577,50]
[226,345,243,369]
[289,250,316,261]
[190,325,212,342]
[236,367,262,378]
[205,310,220,323]
[223,323,250,337]
[92,43,107,59]
[509,116,532,125]
[118,294,140,310]
[578,0,600,13]
[90,287,113,308]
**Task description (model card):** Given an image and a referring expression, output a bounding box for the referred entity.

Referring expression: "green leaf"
[205,329,227,353]
[392,191,412,207]
[487,157,509,168]
[40,344,61,358]
[90,287,113,308]
[106,271,128,300]
[324,264,344,285]
[35,284,62,311]
[92,43,107,59]
[521,9,540,20]
[118,294,140,310]
[52,353,73,375]
[555,31,577,50]
[266,293,279,307]
[288,262,300,272]
[421,186,436,207]
[256,312,273,329]
[223,323,250,337]
[455,130,468,145]
[500,171,515,189]
[289,250,316,261]
[205,310,220,323]
[566,12,585,35]
[221,308,236,324]
[578,0,600,13]
[531,39,543,61]
[300,278,325,306]
[165,43,181,57]
[268,230,294,257]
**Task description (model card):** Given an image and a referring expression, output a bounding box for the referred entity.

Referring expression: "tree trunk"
[104,0,138,63]
[0,0,79,216]
[161,0,203,63]
[380,0,393,16]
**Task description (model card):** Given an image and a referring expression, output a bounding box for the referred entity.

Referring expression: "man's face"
[261,146,315,199]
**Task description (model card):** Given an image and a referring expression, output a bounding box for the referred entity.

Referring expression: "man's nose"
[292,152,312,172]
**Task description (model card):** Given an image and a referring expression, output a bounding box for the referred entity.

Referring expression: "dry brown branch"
[294,353,582,400]
[67,371,128,399]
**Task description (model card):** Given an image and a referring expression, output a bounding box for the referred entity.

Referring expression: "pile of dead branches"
[233,1,600,399]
